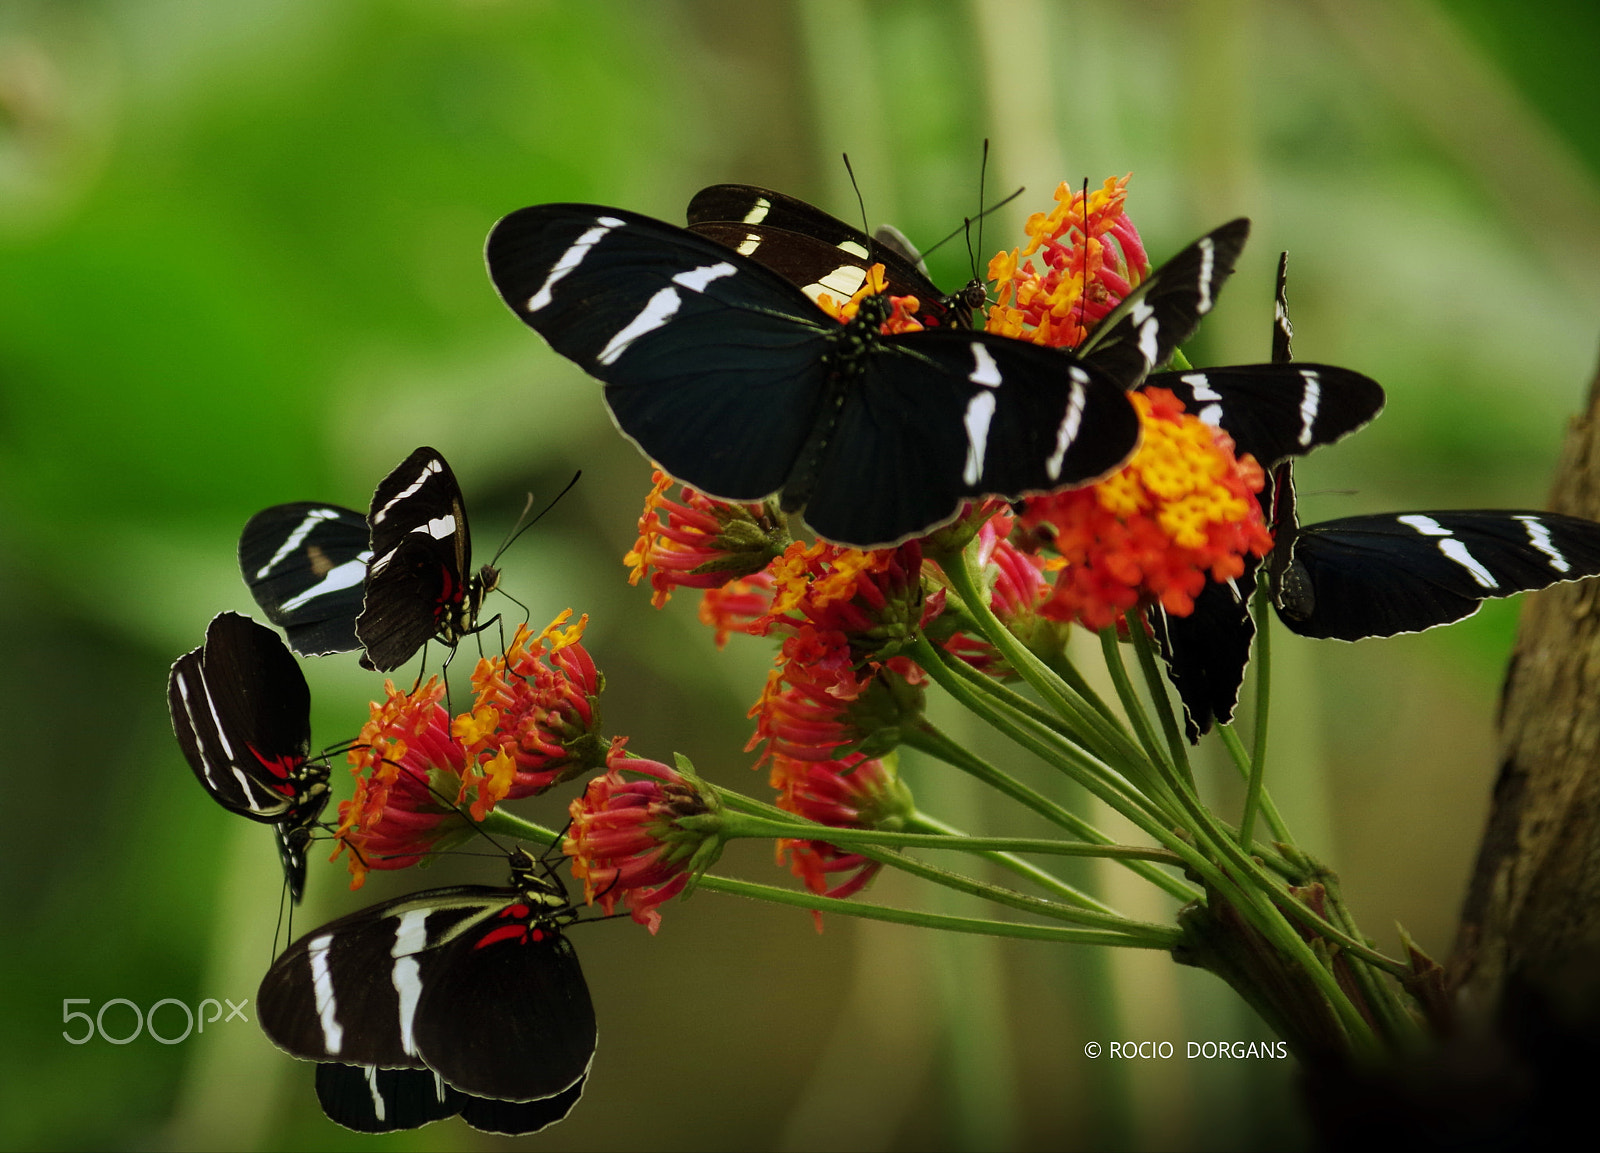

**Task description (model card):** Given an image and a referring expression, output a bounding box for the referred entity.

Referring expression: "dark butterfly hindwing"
[1270,508,1600,642]
[356,447,494,672]
[1153,252,1298,741]
[238,502,371,657]
[1078,219,1251,390]
[258,861,595,1107]
[686,183,978,328]
[314,1064,586,1135]
[486,203,1138,549]
[167,612,330,901]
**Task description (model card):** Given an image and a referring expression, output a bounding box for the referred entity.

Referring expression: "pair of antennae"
[839,142,1022,304]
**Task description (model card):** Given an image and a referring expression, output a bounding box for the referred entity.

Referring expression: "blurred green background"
[3,1,1598,1149]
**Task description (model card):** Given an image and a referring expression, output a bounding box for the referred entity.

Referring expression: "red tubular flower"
[698,573,778,647]
[1018,389,1274,630]
[334,678,477,887]
[746,624,927,768]
[772,752,914,918]
[933,510,1058,676]
[456,611,607,812]
[564,740,722,934]
[986,175,1150,349]
[626,471,789,607]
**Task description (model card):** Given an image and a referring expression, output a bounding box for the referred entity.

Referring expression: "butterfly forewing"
[168,613,314,819]
[688,183,970,327]
[1272,511,1600,642]
[239,503,371,656]
[800,332,1138,546]
[1080,219,1251,389]
[259,885,512,1070]
[357,448,478,672]
[489,204,829,502]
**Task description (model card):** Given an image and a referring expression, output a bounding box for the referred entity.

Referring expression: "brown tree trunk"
[1454,349,1600,1029]
[1305,353,1600,1149]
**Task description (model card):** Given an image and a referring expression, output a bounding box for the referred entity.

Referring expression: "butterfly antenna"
[974,139,989,283]
[840,151,880,271]
[1075,178,1091,342]
[488,469,582,569]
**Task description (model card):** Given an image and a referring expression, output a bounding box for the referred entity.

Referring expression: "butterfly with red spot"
[166,612,331,902]
[257,846,595,1134]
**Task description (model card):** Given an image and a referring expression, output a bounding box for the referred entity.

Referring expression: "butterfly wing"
[356,447,472,672]
[413,909,595,1102]
[487,203,834,503]
[259,881,595,1102]
[1079,219,1251,389]
[167,612,313,821]
[799,331,1139,547]
[239,503,371,656]
[1150,363,1385,469]
[1272,511,1600,641]
[315,1065,464,1134]
[688,183,967,327]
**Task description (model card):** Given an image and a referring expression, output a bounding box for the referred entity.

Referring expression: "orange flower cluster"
[986,175,1150,349]
[1019,389,1274,630]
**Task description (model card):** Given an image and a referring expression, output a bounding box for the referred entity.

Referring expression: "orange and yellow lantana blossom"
[333,611,607,888]
[986,174,1150,349]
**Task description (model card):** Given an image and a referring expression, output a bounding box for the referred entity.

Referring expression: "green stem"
[717,811,1183,865]
[937,540,1152,782]
[895,689,1200,904]
[697,874,1181,948]
[906,810,1115,913]
[1124,612,1196,792]
[1097,624,1175,780]
[713,785,1173,937]
[1239,578,1274,851]
[1215,724,1292,846]
[913,634,1185,835]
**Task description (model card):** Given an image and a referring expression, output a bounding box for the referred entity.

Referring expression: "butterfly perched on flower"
[239,446,500,673]
[167,612,331,902]
[485,199,1149,549]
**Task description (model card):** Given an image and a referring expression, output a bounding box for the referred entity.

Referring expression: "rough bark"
[1453,350,1600,1029]
[1304,354,1600,1150]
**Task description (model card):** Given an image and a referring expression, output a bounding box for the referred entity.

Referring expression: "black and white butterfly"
[167,612,331,902]
[355,446,501,672]
[258,846,594,1134]
[239,503,372,657]
[686,183,986,329]
[1149,254,1387,739]
[486,202,1155,548]
[241,448,501,672]
[1266,475,1600,643]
